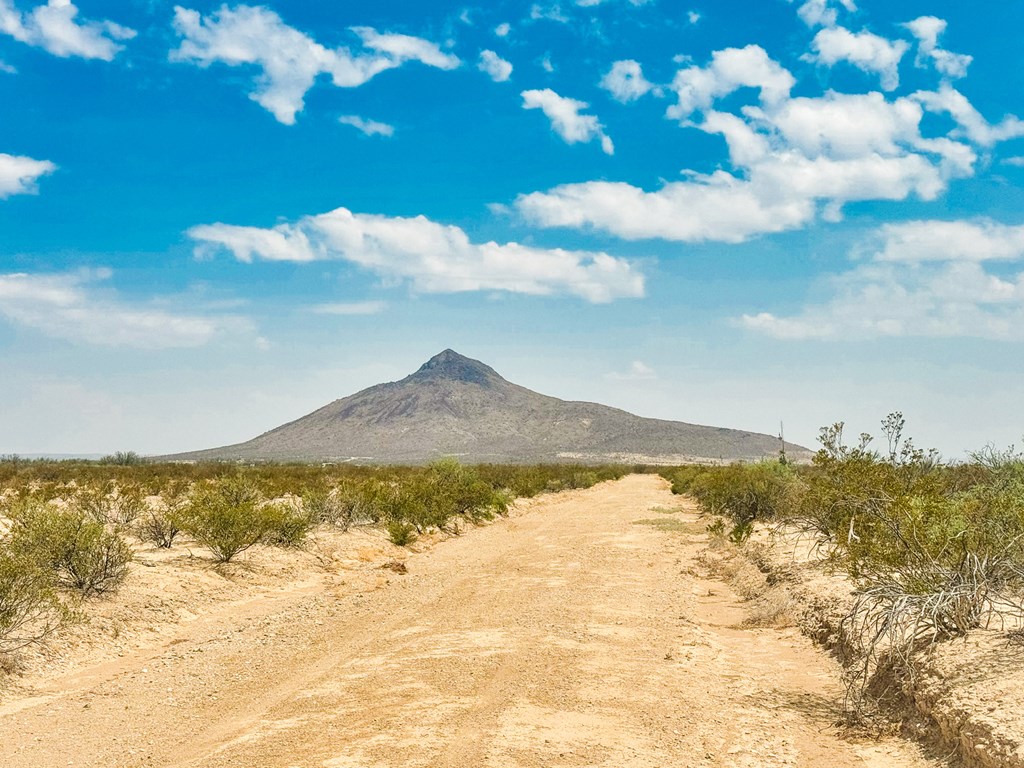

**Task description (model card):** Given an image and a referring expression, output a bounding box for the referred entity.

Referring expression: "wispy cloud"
[0,270,251,347]
[606,360,657,380]
[188,207,645,303]
[0,0,135,61]
[741,220,1024,340]
[521,88,614,154]
[338,115,394,137]
[170,5,459,125]
[310,300,387,316]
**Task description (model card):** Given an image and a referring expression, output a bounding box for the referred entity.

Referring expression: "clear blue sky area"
[2,0,1023,457]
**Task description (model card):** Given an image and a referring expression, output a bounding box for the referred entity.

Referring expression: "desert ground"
[0,475,939,768]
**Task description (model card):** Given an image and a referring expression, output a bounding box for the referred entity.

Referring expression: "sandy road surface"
[0,475,937,768]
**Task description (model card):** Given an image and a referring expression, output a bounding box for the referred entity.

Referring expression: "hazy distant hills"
[168,350,810,465]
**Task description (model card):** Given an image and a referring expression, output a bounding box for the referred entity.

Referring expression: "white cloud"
[600,59,654,103]
[517,88,969,242]
[741,219,1024,340]
[688,11,700,24]
[517,149,942,243]
[170,5,459,125]
[794,0,856,28]
[0,270,248,347]
[521,88,614,155]
[188,207,645,303]
[0,0,134,60]
[495,22,511,37]
[530,4,569,23]
[666,45,794,120]
[806,26,908,91]
[0,152,56,197]
[478,49,512,82]
[912,85,1024,147]
[338,115,394,137]
[606,360,657,380]
[870,220,1024,263]
[310,300,387,316]
[540,53,554,73]
[0,59,15,73]
[904,16,971,79]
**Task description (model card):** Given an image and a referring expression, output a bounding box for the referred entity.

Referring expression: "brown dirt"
[0,475,938,767]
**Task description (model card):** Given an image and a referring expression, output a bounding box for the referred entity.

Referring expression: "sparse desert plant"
[0,547,73,655]
[137,480,189,548]
[301,484,356,530]
[8,501,132,597]
[386,520,417,547]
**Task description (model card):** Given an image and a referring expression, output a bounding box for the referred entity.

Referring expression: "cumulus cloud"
[0,0,134,60]
[188,207,644,303]
[666,45,794,120]
[0,270,249,347]
[904,16,971,79]
[600,60,654,103]
[517,88,974,242]
[521,88,614,155]
[495,22,511,37]
[741,220,1024,340]
[338,115,394,137]
[170,5,459,125]
[806,26,908,91]
[478,49,512,82]
[0,152,56,197]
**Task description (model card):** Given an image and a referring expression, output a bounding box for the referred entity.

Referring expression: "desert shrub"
[73,482,147,527]
[8,502,132,597]
[386,520,417,547]
[177,476,314,560]
[261,500,315,548]
[300,483,363,530]
[137,480,189,548]
[0,547,72,654]
[682,461,795,542]
[176,477,275,562]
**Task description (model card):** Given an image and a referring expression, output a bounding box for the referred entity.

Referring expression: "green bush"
[177,477,274,562]
[0,548,72,654]
[177,477,314,561]
[386,520,417,547]
[8,502,132,597]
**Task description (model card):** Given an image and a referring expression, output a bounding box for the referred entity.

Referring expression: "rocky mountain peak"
[409,349,504,387]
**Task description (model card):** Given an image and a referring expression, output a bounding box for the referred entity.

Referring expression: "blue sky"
[2,0,1024,458]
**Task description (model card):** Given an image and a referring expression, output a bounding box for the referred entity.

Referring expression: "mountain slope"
[170,350,809,464]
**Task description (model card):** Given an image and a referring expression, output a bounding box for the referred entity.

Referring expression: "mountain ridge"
[167,350,810,464]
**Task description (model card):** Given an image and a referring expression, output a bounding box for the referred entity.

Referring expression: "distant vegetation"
[0,457,631,660]
[661,413,1024,715]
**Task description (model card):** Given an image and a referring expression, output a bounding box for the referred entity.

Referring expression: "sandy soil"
[0,475,939,768]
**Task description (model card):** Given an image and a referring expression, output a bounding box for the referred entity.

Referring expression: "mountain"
[168,350,810,464]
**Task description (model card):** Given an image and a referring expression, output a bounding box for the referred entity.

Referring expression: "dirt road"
[0,475,937,767]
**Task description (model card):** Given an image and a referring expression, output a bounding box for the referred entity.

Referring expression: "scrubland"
[661,413,1024,766]
[0,458,629,663]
